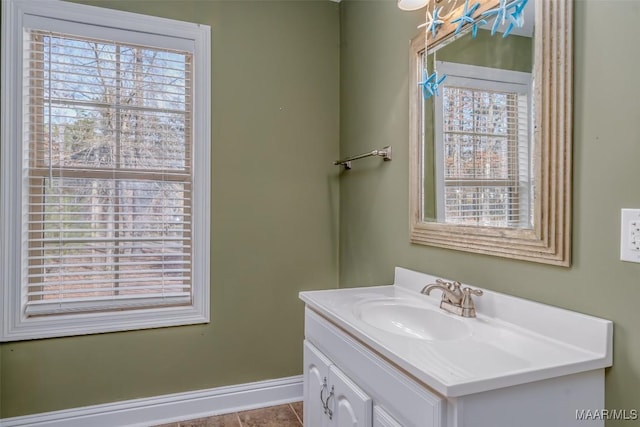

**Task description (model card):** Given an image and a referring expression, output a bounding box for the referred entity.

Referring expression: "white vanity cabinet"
[373,406,403,427]
[304,341,372,427]
[304,308,445,427]
[303,305,610,427]
[301,268,612,427]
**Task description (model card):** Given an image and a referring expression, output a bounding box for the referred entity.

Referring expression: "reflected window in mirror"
[433,61,533,228]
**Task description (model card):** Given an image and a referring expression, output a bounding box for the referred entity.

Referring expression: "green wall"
[0,0,340,417]
[3,0,640,423]
[437,29,533,72]
[339,1,640,425]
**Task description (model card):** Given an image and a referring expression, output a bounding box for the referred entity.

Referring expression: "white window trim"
[1,0,211,341]
[433,60,532,226]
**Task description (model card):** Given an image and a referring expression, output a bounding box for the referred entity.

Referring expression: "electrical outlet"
[621,209,640,263]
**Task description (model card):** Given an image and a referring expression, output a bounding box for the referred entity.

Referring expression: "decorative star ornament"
[418,6,445,38]
[482,0,529,37]
[418,70,447,100]
[503,0,529,37]
[418,69,436,99]
[481,0,510,35]
[430,72,447,97]
[451,0,481,35]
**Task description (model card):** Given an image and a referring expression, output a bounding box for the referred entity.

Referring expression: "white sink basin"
[300,268,613,397]
[353,299,472,341]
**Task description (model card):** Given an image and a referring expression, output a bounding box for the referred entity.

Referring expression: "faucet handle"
[463,287,483,297]
[449,281,462,291]
[461,287,483,317]
[434,279,461,292]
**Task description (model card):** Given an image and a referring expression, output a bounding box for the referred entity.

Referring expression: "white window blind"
[24,30,194,316]
[2,0,210,341]
[433,61,532,228]
[441,85,528,227]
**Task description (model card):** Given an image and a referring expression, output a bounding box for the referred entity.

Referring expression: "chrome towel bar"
[334,146,392,170]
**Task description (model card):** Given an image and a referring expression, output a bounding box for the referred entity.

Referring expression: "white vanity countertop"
[299,267,613,397]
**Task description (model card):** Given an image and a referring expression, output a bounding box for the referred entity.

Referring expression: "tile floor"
[154,402,303,427]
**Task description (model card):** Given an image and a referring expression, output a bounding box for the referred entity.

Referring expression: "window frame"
[1,0,211,341]
[433,61,533,227]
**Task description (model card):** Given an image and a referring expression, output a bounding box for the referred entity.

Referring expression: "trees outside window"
[1,0,210,341]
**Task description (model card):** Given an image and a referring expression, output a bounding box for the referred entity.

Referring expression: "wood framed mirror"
[409,0,572,266]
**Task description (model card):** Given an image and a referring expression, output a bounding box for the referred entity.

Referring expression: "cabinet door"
[373,406,402,427]
[328,365,372,427]
[304,341,332,427]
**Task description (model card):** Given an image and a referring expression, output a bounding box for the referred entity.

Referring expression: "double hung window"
[1,0,211,341]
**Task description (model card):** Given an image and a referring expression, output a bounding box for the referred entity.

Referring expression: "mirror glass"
[421,1,534,227]
[409,0,572,266]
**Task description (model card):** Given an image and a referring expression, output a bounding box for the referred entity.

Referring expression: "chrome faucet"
[421,279,483,318]
[422,279,463,305]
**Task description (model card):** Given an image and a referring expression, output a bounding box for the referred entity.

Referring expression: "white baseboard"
[0,375,303,427]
